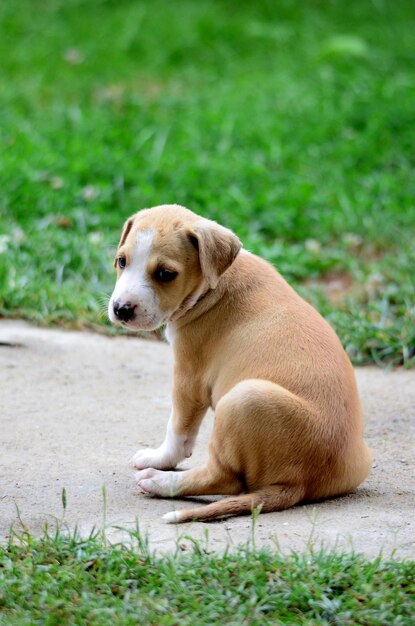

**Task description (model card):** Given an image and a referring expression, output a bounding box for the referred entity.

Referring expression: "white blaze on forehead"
[130,229,155,276]
[110,228,161,325]
[118,228,154,290]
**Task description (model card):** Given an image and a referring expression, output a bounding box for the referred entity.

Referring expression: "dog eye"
[154,268,178,283]
[118,257,126,270]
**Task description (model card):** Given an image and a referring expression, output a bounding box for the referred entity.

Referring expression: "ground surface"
[1,320,414,558]
[1,0,415,366]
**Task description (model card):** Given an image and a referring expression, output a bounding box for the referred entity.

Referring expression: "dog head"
[108,204,241,330]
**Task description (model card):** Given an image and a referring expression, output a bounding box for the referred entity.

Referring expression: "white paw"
[135,469,182,497]
[131,447,177,470]
[131,416,197,470]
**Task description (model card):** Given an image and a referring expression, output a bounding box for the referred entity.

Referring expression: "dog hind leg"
[138,379,316,522]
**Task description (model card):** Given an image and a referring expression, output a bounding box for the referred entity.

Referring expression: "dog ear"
[114,215,135,268]
[188,220,242,288]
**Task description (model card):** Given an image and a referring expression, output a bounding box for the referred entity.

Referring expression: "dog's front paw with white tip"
[135,468,182,497]
[132,418,197,470]
[131,447,177,470]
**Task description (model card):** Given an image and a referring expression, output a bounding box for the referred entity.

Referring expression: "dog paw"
[131,447,176,470]
[135,469,182,497]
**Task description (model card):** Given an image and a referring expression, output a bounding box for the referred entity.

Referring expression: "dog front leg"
[131,392,208,470]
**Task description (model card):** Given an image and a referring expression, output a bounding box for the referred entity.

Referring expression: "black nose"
[113,301,136,322]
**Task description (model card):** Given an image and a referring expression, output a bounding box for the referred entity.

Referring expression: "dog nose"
[113,301,136,322]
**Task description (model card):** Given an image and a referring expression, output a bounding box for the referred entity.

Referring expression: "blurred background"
[0,0,414,365]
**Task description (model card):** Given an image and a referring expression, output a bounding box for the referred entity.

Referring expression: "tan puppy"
[108,204,371,523]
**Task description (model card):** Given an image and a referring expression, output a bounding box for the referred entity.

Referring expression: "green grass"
[1,529,414,625]
[1,0,415,365]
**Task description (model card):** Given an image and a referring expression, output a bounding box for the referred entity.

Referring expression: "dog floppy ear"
[114,215,135,268]
[188,220,242,288]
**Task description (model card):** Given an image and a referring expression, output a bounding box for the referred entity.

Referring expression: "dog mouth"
[118,315,165,332]
[108,297,164,331]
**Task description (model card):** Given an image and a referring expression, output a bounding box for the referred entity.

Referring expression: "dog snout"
[113,301,137,323]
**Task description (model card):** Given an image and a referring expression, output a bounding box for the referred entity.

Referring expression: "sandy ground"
[0,320,414,558]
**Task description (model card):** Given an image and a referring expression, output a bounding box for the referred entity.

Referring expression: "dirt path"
[1,320,414,557]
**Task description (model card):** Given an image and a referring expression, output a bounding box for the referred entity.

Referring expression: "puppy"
[109,204,371,523]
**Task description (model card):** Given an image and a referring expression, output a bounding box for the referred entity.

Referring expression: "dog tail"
[162,485,305,524]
